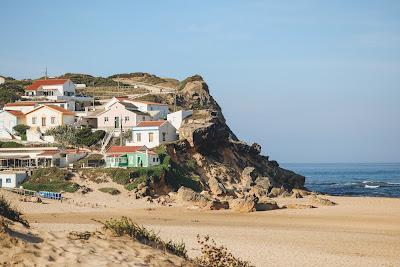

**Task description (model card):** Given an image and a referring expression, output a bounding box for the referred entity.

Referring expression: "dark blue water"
[281,163,400,198]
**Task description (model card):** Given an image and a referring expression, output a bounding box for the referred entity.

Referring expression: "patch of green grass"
[101,217,187,258]
[0,141,24,148]
[98,187,121,195]
[22,167,79,193]
[0,196,29,227]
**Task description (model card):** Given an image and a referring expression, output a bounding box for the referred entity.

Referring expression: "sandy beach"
[2,187,399,267]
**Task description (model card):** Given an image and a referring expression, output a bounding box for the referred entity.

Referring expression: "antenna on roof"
[45,67,48,80]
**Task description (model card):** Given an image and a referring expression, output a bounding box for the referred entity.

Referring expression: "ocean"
[281,163,400,198]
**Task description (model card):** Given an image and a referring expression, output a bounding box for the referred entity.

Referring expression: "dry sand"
[1,187,400,267]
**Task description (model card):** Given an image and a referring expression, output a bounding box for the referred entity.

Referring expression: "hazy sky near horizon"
[1,1,399,163]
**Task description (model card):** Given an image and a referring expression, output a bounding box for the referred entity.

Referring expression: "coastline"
[2,189,399,266]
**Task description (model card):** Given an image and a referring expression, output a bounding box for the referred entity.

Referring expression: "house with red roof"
[126,120,177,148]
[24,78,93,111]
[0,110,26,139]
[105,145,160,168]
[25,105,75,132]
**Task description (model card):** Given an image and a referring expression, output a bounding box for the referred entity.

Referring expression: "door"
[114,117,119,128]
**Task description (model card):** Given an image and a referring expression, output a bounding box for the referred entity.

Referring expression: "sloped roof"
[26,79,69,90]
[37,150,61,156]
[119,102,138,110]
[25,105,75,116]
[4,101,37,107]
[6,110,25,117]
[106,146,146,154]
[128,100,168,106]
[135,120,166,127]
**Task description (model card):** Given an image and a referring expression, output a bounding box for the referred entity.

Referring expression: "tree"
[13,124,30,141]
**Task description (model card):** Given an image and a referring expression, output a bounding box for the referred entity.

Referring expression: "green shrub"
[0,196,29,227]
[13,124,30,136]
[102,217,187,258]
[0,141,24,148]
[46,126,105,148]
[22,167,79,193]
[98,187,121,195]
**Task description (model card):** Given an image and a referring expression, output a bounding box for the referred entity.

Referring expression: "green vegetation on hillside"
[58,73,124,87]
[22,167,79,193]
[98,187,121,195]
[178,74,204,91]
[0,141,24,148]
[46,126,105,148]
[108,72,166,85]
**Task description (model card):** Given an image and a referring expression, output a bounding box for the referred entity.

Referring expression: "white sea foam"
[365,185,380,189]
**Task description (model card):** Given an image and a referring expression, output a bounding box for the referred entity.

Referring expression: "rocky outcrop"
[159,75,306,211]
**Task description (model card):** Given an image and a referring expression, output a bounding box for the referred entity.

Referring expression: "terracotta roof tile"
[135,120,166,127]
[129,100,168,106]
[26,79,69,90]
[6,110,25,117]
[4,101,37,107]
[24,105,75,116]
[106,146,145,154]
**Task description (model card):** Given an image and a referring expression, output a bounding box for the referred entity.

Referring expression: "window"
[125,116,129,122]
[162,132,166,142]
[104,117,109,122]
[142,116,146,121]
[51,117,55,124]
[148,132,154,142]
[6,178,11,183]
[136,133,141,142]
[41,117,46,126]
[32,117,36,125]
[153,158,155,162]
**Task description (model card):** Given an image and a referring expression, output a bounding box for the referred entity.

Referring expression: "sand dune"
[1,188,400,267]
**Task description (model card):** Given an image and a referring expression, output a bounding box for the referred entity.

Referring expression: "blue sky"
[1,1,399,163]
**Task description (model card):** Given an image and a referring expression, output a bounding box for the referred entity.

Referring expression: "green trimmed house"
[105,145,160,168]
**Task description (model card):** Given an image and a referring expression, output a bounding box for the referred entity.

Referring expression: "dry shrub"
[195,235,253,267]
[0,196,29,227]
[101,217,187,258]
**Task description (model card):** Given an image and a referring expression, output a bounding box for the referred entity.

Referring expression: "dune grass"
[0,196,29,227]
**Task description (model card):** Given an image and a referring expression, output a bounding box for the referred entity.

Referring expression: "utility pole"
[174,90,177,112]
[45,67,48,79]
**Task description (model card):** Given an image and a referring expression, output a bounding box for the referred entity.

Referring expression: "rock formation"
[157,75,306,209]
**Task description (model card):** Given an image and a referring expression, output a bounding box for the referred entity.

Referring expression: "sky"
[0,1,399,163]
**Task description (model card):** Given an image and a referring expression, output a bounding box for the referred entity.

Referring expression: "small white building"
[127,100,169,119]
[0,76,5,85]
[0,171,27,188]
[127,120,177,148]
[0,110,26,139]
[24,78,92,110]
[167,110,193,130]
[3,101,37,113]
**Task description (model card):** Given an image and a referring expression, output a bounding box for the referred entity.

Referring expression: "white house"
[127,120,177,148]
[25,105,75,132]
[95,101,150,131]
[0,171,27,188]
[24,78,92,110]
[127,100,169,119]
[0,110,26,139]
[0,76,5,85]
[167,110,193,130]
[3,101,37,113]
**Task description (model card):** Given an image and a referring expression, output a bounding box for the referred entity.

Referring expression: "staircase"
[100,129,115,154]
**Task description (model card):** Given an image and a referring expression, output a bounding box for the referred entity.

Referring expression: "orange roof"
[26,79,68,90]
[129,100,168,106]
[135,120,166,127]
[4,101,37,107]
[106,146,145,154]
[6,110,25,117]
[25,105,75,116]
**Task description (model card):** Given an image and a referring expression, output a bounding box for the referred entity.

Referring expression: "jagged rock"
[209,200,229,210]
[292,188,311,197]
[247,185,267,198]
[229,194,258,213]
[310,195,336,206]
[208,177,227,196]
[255,197,280,211]
[255,177,272,190]
[291,192,303,198]
[268,187,285,198]
[241,167,259,188]
[250,143,262,155]
[133,186,150,199]
[177,186,210,208]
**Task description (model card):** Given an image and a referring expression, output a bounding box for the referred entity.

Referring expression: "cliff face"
[162,75,305,197]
